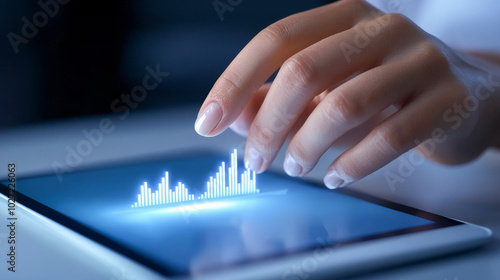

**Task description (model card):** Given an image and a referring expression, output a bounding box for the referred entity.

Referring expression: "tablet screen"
[1,150,458,276]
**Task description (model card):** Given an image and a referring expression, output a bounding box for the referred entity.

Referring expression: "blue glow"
[5,152,435,276]
[131,149,259,208]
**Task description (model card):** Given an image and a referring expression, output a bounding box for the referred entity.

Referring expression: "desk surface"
[0,106,499,280]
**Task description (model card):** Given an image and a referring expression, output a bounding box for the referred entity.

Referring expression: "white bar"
[248,172,251,192]
[245,170,249,193]
[219,169,222,196]
[246,170,250,193]
[222,161,226,193]
[161,178,165,204]
[141,185,145,207]
[165,172,169,203]
[148,187,151,206]
[233,150,237,194]
[134,202,138,208]
[156,190,159,205]
[137,194,141,207]
[228,167,232,195]
[219,166,223,196]
[158,184,162,204]
[209,177,213,198]
[253,171,256,192]
[175,185,179,202]
[249,170,252,192]
[232,153,235,194]
[241,173,245,194]
[216,171,220,198]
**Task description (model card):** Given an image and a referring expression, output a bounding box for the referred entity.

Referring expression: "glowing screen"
[4,150,435,276]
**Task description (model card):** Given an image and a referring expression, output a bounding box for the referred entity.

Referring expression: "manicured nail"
[284,154,302,177]
[245,147,263,172]
[324,170,345,189]
[194,102,223,136]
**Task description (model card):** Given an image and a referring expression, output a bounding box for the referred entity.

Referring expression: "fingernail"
[284,154,302,177]
[245,147,263,172]
[194,102,223,136]
[324,170,345,189]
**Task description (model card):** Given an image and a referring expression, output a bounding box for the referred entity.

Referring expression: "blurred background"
[0,0,329,129]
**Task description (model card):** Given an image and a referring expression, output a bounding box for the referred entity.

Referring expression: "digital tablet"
[0,149,491,279]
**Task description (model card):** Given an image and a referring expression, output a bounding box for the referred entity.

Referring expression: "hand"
[194,0,500,188]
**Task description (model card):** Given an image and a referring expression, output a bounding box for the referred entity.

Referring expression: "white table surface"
[0,106,499,280]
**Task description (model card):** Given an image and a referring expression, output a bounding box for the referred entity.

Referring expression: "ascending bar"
[141,184,145,207]
[222,162,225,196]
[147,185,151,206]
[228,167,233,195]
[131,149,261,207]
[253,171,256,192]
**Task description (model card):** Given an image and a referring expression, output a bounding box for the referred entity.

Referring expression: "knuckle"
[349,0,372,13]
[384,12,413,28]
[374,123,408,154]
[217,71,243,94]
[281,55,316,90]
[336,159,362,181]
[259,17,296,46]
[323,92,362,125]
[251,122,275,148]
[289,140,312,164]
[417,41,448,67]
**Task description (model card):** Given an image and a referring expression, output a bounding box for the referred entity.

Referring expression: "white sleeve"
[365,0,500,52]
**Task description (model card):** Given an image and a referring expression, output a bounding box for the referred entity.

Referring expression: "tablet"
[0,149,491,279]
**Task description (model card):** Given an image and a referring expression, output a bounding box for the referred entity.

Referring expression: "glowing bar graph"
[131,149,259,208]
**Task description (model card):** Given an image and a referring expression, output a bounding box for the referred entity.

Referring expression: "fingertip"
[244,146,265,174]
[283,153,303,177]
[194,102,223,137]
[324,169,349,189]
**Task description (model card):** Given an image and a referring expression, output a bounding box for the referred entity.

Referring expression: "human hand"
[194,0,500,188]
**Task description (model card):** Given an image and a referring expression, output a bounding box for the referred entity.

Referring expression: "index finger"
[194,0,375,136]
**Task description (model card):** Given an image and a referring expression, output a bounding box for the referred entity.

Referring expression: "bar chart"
[131,149,259,208]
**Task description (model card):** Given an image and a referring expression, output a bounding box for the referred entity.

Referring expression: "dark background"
[0,0,329,129]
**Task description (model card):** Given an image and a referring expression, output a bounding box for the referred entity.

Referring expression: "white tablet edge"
[195,222,491,280]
